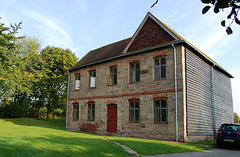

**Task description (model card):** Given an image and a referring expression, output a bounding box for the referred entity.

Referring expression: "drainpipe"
[211,64,217,138]
[172,43,178,142]
[66,70,70,130]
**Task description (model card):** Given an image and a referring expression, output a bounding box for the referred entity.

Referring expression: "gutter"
[172,43,178,142]
[66,70,70,130]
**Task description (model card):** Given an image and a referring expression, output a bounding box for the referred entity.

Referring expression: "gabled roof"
[68,12,233,78]
[69,38,131,70]
[123,12,183,53]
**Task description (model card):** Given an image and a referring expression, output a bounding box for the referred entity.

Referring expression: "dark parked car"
[216,123,240,148]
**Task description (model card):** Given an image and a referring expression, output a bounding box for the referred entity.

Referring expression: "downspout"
[172,43,178,142]
[66,70,70,130]
[211,64,217,138]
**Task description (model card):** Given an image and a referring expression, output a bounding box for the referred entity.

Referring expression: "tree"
[0,17,27,102]
[234,113,240,123]
[40,46,78,119]
[201,0,240,35]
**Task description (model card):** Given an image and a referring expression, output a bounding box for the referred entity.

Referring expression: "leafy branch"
[202,0,240,35]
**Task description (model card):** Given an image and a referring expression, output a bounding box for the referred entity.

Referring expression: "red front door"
[108,105,117,133]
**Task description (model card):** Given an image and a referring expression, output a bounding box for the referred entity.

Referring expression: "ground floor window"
[88,103,95,121]
[73,103,79,120]
[154,99,167,123]
[129,100,140,122]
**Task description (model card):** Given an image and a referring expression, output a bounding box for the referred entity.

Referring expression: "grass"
[104,136,215,156]
[0,118,130,157]
[0,118,215,157]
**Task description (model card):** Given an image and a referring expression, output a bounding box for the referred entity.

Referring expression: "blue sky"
[1,0,239,115]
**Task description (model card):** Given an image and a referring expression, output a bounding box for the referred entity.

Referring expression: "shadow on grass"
[0,135,130,157]
[3,118,66,131]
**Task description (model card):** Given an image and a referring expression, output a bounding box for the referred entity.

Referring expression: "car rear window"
[220,124,240,131]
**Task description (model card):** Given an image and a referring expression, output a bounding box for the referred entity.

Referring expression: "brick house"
[66,12,233,142]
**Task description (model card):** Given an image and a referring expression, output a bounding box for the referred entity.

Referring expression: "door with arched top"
[108,104,117,133]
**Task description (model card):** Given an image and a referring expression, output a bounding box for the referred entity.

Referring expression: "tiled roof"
[69,38,131,70]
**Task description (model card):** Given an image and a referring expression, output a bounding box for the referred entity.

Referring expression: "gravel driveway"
[144,148,240,157]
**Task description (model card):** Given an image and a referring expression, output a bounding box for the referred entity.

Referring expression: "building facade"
[66,12,233,142]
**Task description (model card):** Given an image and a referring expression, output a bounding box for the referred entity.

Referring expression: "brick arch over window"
[128,96,140,101]
[152,93,168,100]
[128,57,141,63]
[107,100,117,105]
[153,51,168,58]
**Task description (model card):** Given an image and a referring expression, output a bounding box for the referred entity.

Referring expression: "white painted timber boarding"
[213,69,234,129]
[186,49,214,135]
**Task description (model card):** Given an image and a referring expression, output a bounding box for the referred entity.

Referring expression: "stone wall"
[67,45,186,141]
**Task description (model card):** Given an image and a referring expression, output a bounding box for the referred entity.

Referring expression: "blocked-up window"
[109,66,117,85]
[130,62,140,83]
[129,100,140,122]
[88,103,95,121]
[154,99,167,123]
[89,71,96,88]
[154,57,166,80]
[73,103,79,120]
[75,74,80,90]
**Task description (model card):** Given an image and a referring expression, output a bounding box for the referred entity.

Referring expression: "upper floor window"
[89,70,96,88]
[75,74,80,90]
[129,62,140,83]
[154,99,167,123]
[88,102,95,121]
[154,57,166,80]
[73,103,79,120]
[109,66,117,85]
[129,100,140,122]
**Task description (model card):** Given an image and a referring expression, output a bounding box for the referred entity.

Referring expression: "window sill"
[87,120,95,122]
[129,81,141,85]
[154,122,168,124]
[88,87,96,89]
[129,121,140,123]
[73,90,80,92]
[73,120,79,121]
[153,78,167,82]
[108,84,118,87]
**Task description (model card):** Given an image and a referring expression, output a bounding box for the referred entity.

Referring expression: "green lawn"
[0,118,215,157]
[104,136,215,155]
[0,118,130,157]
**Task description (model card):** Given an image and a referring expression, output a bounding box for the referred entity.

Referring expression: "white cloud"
[22,10,72,48]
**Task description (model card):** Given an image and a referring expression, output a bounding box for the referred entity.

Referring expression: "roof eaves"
[184,40,233,78]
[68,40,185,72]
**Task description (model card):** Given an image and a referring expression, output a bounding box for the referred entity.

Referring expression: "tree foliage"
[0,17,26,101]
[151,0,240,35]
[234,113,240,123]
[201,0,240,35]
[0,18,78,118]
